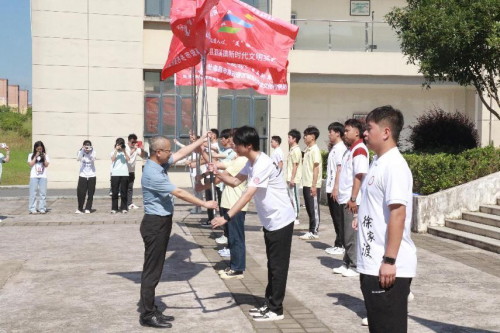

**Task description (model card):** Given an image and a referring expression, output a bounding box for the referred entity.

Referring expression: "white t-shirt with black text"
[325,141,347,193]
[239,153,295,231]
[338,139,369,205]
[357,147,417,278]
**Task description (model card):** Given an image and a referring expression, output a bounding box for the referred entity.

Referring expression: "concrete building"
[32,0,500,189]
[19,90,29,114]
[0,79,7,106]
[7,85,19,109]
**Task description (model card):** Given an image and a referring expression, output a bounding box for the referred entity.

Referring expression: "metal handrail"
[292,18,386,24]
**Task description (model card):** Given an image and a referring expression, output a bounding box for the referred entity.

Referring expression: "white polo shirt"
[325,141,347,193]
[270,146,284,166]
[240,153,295,231]
[338,139,369,205]
[357,147,417,278]
[126,146,142,173]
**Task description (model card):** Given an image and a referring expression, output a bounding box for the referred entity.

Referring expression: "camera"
[84,146,92,150]
[120,143,126,149]
[0,143,6,148]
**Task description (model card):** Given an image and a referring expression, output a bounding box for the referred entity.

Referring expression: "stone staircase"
[427,198,500,254]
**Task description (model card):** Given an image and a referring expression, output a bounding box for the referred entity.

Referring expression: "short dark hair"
[220,129,232,139]
[303,126,320,140]
[115,137,125,146]
[366,105,405,142]
[344,119,364,137]
[83,140,92,146]
[288,129,301,144]
[328,122,345,138]
[128,133,137,141]
[211,128,219,139]
[233,126,260,151]
[271,136,281,145]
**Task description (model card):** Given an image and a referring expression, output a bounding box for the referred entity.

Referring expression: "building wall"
[290,80,475,151]
[19,90,29,114]
[0,79,7,106]
[32,0,144,189]
[7,85,19,108]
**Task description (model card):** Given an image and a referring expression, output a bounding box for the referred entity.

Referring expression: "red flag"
[161,35,201,80]
[207,0,298,70]
[175,61,290,95]
[170,0,220,52]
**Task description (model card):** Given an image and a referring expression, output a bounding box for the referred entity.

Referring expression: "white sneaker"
[362,317,368,326]
[299,232,319,240]
[294,219,300,225]
[128,204,140,210]
[325,247,345,255]
[252,310,284,322]
[219,248,230,257]
[109,191,112,197]
[0,218,3,223]
[39,210,46,214]
[75,210,83,214]
[408,291,415,303]
[111,210,117,214]
[122,210,128,214]
[333,265,348,274]
[85,210,91,214]
[215,235,228,244]
[249,304,268,315]
[217,267,231,276]
[342,268,360,277]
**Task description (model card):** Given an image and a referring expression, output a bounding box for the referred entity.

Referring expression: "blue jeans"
[29,177,47,212]
[222,208,246,272]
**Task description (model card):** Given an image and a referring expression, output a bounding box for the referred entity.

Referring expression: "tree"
[386,0,500,119]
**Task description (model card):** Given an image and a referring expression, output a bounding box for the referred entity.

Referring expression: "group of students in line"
[24,134,146,215]
[161,105,417,332]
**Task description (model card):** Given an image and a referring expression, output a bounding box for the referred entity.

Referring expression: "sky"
[0,0,32,102]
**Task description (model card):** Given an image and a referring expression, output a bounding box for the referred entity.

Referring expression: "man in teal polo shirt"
[139,134,218,329]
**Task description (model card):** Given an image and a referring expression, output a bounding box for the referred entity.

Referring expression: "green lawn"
[0,130,31,185]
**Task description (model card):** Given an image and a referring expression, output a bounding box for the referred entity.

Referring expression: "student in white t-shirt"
[0,143,10,184]
[354,106,417,332]
[76,140,97,214]
[126,133,148,210]
[324,122,347,255]
[110,137,130,214]
[270,136,284,170]
[333,119,369,278]
[28,141,50,214]
[211,126,295,323]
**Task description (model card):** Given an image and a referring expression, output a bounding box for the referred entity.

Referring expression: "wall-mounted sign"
[350,0,370,16]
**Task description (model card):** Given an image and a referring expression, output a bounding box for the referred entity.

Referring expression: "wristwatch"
[383,256,396,265]
[350,196,357,202]
[223,212,232,222]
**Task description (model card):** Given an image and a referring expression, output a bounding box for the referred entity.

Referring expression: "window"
[144,72,193,151]
[145,0,171,17]
[218,89,269,153]
[242,0,270,13]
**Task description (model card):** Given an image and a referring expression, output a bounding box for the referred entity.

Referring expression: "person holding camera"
[0,143,10,184]
[76,140,97,214]
[126,133,148,210]
[28,141,50,214]
[110,138,130,214]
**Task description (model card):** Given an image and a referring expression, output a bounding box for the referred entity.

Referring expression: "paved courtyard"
[0,194,499,333]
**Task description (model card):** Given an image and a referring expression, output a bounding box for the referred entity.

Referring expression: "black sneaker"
[249,304,268,315]
[200,220,212,228]
[155,309,175,322]
[140,314,172,328]
[220,269,244,280]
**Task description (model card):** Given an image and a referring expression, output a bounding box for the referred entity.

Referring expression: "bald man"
[139,134,218,328]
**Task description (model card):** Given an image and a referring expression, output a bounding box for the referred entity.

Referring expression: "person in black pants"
[110,138,130,214]
[139,134,217,328]
[76,140,97,214]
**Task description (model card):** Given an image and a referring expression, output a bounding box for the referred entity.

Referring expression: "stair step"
[461,212,500,228]
[427,226,500,254]
[479,205,500,217]
[446,219,500,241]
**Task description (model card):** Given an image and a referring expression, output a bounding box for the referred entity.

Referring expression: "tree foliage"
[386,0,500,119]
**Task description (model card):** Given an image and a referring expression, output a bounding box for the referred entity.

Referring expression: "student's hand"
[207,163,218,174]
[290,180,295,187]
[347,200,357,214]
[203,200,218,210]
[352,216,358,230]
[35,151,41,157]
[331,187,339,202]
[4,145,9,152]
[379,263,396,289]
[173,139,179,144]
[212,216,228,229]
[311,186,317,197]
